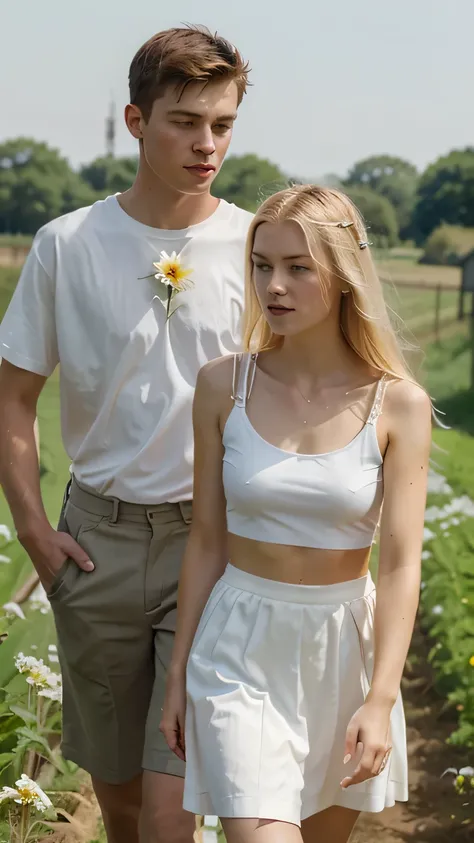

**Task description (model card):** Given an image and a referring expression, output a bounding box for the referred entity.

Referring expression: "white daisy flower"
[0,774,53,812]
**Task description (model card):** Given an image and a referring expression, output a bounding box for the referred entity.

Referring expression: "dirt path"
[352,626,473,842]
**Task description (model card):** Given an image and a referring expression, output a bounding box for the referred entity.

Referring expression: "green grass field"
[0,234,33,248]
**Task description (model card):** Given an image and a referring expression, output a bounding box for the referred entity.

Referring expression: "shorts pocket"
[48,502,105,600]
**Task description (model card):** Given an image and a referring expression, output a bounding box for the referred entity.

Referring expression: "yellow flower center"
[29,668,50,687]
[16,786,35,804]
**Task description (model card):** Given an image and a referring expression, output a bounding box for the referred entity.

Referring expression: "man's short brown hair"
[129,25,250,121]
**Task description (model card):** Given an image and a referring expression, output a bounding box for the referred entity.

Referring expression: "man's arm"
[0,360,94,590]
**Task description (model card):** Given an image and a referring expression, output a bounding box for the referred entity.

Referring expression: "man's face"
[127,79,239,195]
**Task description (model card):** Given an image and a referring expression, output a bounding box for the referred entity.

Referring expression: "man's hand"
[19,524,94,593]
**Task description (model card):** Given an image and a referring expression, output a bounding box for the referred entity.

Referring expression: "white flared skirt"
[183,564,408,826]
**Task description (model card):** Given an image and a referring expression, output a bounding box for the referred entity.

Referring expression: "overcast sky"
[2,0,473,179]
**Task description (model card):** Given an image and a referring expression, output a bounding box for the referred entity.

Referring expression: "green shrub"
[420,224,474,266]
[420,428,474,746]
[345,185,399,248]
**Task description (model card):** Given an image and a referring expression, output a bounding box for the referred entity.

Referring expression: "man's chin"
[175,180,217,197]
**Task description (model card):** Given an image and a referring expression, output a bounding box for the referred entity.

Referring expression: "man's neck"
[117,169,220,231]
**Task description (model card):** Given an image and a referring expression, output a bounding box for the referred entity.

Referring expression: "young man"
[0,25,252,843]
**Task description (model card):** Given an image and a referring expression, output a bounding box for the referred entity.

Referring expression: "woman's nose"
[267,272,287,296]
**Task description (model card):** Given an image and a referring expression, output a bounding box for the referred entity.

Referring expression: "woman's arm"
[342,378,432,787]
[168,357,232,679]
[368,378,432,705]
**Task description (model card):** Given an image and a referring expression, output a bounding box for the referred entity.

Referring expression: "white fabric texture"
[184,564,408,825]
[223,353,386,549]
[0,196,252,504]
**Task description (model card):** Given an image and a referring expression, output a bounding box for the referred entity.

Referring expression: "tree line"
[1,138,474,254]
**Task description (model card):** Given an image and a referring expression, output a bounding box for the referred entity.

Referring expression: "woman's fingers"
[341,743,392,788]
[159,716,185,760]
[343,722,359,765]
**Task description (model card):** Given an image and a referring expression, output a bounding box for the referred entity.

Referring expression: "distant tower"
[105,99,116,158]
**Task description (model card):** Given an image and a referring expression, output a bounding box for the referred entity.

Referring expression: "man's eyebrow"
[166,109,237,121]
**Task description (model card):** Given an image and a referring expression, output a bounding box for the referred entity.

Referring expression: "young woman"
[160,185,431,843]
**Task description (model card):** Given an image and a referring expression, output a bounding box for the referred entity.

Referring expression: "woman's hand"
[159,671,187,762]
[340,698,393,789]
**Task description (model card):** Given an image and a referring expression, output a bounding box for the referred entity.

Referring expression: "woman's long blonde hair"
[243,184,415,383]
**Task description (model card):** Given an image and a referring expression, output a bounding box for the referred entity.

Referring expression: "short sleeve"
[0,236,59,377]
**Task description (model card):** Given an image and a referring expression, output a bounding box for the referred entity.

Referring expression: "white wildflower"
[445,496,474,518]
[0,524,12,543]
[0,774,53,811]
[29,583,51,615]
[15,653,61,691]
[421,551,431,561]
[423,527,435,542]
[432,605,444,616]
[0,554,11,564]
[26,664,53,689]
[2,602,26,620]
[15,652,38,672]
[38,684,62,703]
[427,471,452,495]
[424,506,444,523]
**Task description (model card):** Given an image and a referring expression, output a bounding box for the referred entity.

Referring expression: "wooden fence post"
[458,286,465,321]
[471,293,474,391]
[434,284,441,343]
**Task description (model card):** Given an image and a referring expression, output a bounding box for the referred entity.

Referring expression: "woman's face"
[251,220,341,337]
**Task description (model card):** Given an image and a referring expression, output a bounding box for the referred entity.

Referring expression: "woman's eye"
[173,121,193,126]
[291,265,309,272]
[255,263,271,272]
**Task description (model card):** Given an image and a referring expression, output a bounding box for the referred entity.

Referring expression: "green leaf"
[9,705,36,724]
[0,752,14,773]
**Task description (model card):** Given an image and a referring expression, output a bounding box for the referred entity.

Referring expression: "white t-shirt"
[0,195,253,503]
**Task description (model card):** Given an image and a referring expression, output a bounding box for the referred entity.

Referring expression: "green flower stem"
[24,819,45,842]
[19,804,29,843]
[36,695,44,729]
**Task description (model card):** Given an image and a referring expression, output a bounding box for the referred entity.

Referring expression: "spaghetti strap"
[231,353,258,408]
[367,374,388,425]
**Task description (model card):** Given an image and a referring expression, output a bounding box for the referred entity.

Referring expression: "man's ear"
[125,103,144,139]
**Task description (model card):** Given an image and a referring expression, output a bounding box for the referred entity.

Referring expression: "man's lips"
[185,164,216,172]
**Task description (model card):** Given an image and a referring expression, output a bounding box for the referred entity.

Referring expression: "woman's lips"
[268,305,294,316]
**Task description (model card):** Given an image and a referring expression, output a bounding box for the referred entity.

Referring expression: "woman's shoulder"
[196,353,242,401]
[384,377,432,434]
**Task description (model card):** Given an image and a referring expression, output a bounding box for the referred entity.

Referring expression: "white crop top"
[222,353,387,550]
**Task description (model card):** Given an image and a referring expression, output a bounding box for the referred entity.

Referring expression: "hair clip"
[358,240,372,250]
[337,221,354,229]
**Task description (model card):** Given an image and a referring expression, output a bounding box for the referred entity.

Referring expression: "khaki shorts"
[49,477,191,785]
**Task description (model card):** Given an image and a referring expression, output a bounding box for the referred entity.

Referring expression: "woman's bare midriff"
[228,533,372,585]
